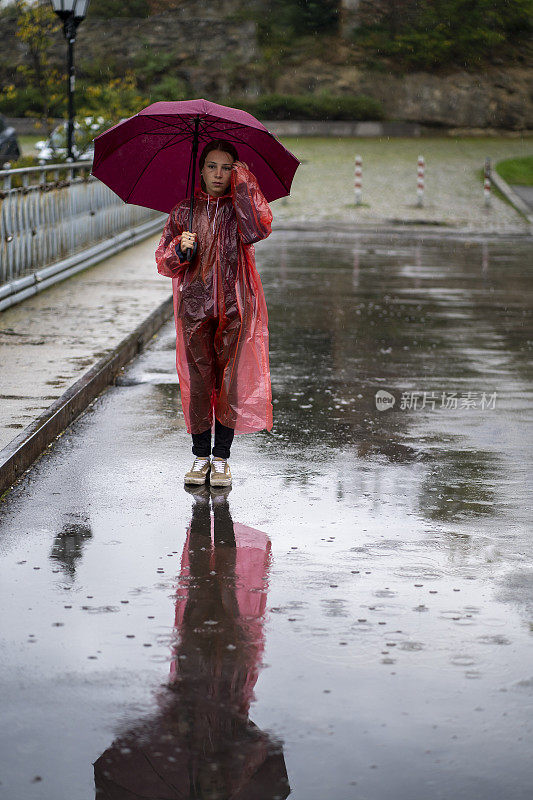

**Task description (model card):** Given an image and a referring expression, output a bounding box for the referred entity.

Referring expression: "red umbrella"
[91,98,300,217]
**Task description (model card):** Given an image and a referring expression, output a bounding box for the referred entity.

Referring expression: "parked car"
[0,114,21,165]
[34,119,96,164]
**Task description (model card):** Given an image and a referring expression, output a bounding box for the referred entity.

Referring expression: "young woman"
[155,139,273,487]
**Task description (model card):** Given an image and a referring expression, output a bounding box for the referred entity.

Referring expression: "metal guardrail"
[0,161,164,309]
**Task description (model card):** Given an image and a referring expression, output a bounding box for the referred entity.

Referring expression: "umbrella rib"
[199,121,255,141]
[124,132,196,203]
[93,126,192,171]
[197,119,246,139]
[142,113,198,136]
[223,129,292,194]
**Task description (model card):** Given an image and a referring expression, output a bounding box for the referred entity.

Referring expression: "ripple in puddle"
[477,634,511,645]
[394,564,443,581]
[450,655,476,667]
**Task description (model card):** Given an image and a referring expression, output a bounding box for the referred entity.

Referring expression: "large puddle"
[0,230,532,799]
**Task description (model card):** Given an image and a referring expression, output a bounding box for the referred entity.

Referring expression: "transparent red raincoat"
[155,164,273,434]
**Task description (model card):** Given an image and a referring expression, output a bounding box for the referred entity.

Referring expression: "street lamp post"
[50,0,91,162]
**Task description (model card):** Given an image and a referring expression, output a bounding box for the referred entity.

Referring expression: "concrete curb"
[272,221,533,239]
[491,171,533,228]
[264,120,422,137]
[0,294,174,498]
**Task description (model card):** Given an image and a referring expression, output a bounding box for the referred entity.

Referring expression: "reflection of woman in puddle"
[94,490,289,800]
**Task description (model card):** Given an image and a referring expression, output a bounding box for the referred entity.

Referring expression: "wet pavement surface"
[1,229,532,799]
[0,234,169,452]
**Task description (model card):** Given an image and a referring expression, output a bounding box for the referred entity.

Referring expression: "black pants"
[192,418,235,460]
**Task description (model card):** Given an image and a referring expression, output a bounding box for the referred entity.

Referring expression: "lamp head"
[50,0,90,20]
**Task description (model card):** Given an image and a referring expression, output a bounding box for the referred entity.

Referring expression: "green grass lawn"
[496,156,533,186]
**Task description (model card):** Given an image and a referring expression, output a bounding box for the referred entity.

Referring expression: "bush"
[354,0,533,70]
[78,74,148,121]
[232,93,385,121]
[150,75,190,102]
[0,85,63,118]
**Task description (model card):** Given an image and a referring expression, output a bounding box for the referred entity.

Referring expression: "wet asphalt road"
[1,229,532,800]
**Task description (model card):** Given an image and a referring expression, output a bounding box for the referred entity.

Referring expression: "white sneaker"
[209,457,232,487]
[184,457,210,485]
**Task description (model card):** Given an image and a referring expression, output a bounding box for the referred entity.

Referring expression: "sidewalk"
[0,233,170,454]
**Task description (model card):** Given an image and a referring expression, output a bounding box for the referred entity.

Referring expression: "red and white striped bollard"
[417,155,425,207]
[484,157,491,207]
[354,154,362,205]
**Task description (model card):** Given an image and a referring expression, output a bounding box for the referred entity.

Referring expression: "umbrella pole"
[186,116,200,260]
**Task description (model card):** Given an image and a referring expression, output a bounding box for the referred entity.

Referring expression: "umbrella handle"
[185,241,197,261]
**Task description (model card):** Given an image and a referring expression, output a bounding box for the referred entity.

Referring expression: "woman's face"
[200,149,234,197]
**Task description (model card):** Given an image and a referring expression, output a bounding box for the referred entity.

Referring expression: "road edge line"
[0,294,174,498]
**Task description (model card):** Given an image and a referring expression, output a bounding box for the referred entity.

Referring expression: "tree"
[12,0,64,131]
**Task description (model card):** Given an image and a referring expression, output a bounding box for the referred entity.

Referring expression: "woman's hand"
[180,231,197,251]
[233,160,249,172]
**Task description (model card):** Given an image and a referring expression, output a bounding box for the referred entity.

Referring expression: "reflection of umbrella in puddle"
[94,493,290,799]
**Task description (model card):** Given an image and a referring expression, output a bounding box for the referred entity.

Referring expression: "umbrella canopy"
[91,99,300,214]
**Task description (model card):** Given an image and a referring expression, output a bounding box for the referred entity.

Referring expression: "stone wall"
[275,60,532,131]
[2,0,531,130]
[0,1,261,98]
